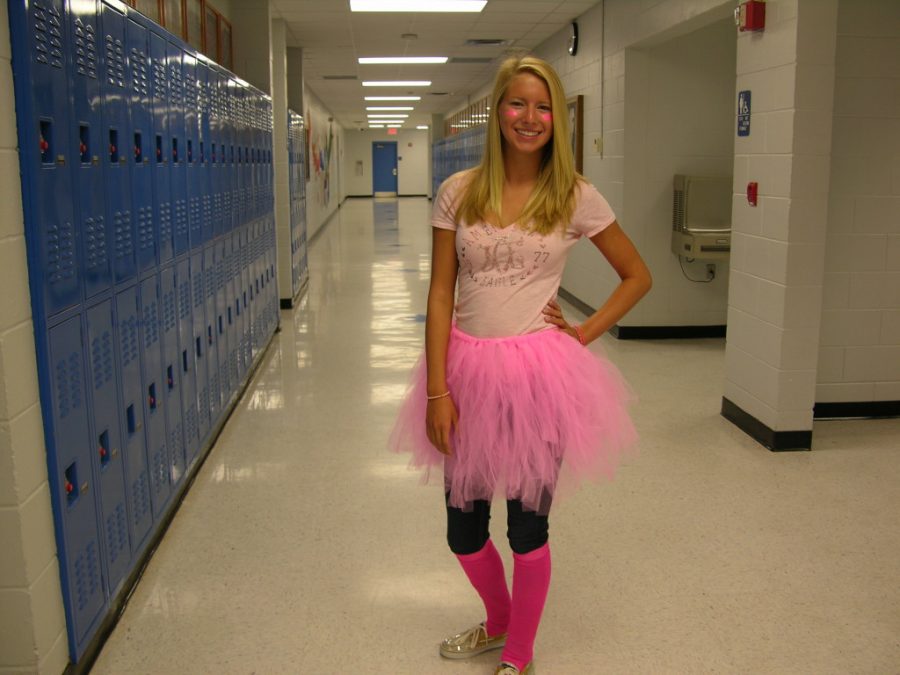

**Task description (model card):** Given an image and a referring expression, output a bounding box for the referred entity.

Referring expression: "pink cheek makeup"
[504,108,520,119]
[540,112,552,123]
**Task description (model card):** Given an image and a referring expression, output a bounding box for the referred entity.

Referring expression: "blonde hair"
[455,55,579,235]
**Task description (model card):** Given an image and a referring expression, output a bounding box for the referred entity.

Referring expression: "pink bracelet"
[573,324,587,346]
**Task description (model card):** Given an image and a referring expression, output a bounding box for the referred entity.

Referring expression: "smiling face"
[498,72,554,158]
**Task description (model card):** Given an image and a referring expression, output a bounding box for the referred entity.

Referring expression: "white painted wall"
[303,87,343,240]
[343,129,431,197]
[817,0,900,404]
[533,0,736,328]
[622,19,735,327]
[0,2,69,672]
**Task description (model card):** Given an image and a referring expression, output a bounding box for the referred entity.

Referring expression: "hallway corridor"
[90,198,900,674]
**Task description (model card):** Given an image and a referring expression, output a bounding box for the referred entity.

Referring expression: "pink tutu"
[389,325,637,512]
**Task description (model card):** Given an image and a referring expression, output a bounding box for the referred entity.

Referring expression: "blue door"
[372,142,398,195]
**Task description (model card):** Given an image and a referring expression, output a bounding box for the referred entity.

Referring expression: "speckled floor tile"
[89,198,900,675]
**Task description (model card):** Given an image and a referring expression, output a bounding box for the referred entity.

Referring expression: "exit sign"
[387,128,398,135]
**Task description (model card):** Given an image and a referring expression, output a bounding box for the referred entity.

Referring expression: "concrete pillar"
[431,113,445,141]
[723,0,838,450]
[287,47,304,115]
[271,19,292,305]
[231,0,272,93]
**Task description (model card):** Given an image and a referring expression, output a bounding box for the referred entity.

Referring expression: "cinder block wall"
[0,1,70,673]
[818,0,900,404]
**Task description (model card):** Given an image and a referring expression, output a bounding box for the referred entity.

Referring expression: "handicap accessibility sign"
[737,90,751,136]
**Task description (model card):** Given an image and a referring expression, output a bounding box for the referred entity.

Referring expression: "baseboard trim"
[721,397,812,451]
[813,400,900,420]
[556,287,595,318]
[556,288,727,340]
[612,324,727,340]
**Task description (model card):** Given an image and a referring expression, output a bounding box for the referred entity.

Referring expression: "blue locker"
[168,42,188,255]
[126,17,155,275]
[247,222,257,355]
[113,287,153,550]
[9,0,82,319]
[68,2,110,301]
[231,83,242,226]
[184,52,202,250]
[223,75,235,234]
[100,1,136,284]
[47,314,106,652]
[214,238,230,404]
[197,61,213,244]
[149,31,172,263]
[176,257,199,463]
[138,275,170,515]
[240,225,251,370]
[159,265,185,484]
[190,251,210,441]
[203,244,220,423]
[210,69,224,238]
[231,229,245,377]
[240,86,251,225]
[84,299,131,593]
[223,235,238,389]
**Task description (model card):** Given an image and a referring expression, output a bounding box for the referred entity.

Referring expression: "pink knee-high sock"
[500,543,551,669]
[455,539,512,636]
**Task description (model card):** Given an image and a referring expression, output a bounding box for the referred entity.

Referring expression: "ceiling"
[269,0,600,130]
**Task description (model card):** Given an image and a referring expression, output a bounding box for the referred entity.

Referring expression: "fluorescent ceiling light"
[368,124,386,128]
[363,81,431,87]
[366,106,414,111]
[367,114,409,118]
[365,96,421,101]
[359,57,448,65]
[351,1,486,11]
[387,123,403,127]
[416,125,429,130]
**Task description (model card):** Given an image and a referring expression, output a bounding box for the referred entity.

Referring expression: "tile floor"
[90,198,900,675]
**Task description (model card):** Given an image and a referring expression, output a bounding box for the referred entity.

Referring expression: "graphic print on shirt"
[459,224,552,288]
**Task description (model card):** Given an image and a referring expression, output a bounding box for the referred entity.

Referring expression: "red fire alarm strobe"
[747,182,759,206]
[735,0,766,32]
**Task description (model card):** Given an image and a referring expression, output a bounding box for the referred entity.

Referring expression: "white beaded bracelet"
[426,391,451,401]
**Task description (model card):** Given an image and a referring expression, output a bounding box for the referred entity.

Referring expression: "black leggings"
[446,493,550,555]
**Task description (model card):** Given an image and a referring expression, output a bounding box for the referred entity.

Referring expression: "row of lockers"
[49,221,279,656]
[12,0,274,323]
[431,126,487,197]
[7,0,284,664]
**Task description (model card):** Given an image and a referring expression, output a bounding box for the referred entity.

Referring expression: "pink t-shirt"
[432,172,616,338]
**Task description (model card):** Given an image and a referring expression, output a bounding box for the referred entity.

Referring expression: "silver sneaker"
[495,662,535,675]
[439,622,507,659]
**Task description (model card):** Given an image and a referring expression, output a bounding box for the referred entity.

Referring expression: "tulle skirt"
[388,325,637,512]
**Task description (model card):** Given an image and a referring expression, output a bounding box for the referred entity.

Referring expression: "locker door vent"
[104,503,128,565]
[131,472,151,527]
[114,210,133,262]
[47,219,76,283]
[75,16,97,80]
[73,540,101,611]
[142,301,159,348]
[90,330,114,390]
[84,215,108,272]
[55,352,84,419]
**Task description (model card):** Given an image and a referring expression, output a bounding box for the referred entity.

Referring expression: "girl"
[390,55,651,675]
